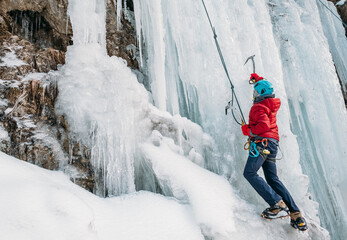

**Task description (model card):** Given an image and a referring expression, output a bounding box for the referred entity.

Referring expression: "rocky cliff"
[0,0,138,193]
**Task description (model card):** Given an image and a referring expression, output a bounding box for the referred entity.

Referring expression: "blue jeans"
[243,140,300,212]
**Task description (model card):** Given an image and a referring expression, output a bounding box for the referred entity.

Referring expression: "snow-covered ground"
[0,149,330,240]
[0,151,204,240]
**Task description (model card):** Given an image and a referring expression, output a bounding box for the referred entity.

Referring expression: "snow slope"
[0,148,330,240]
[0,151,204,240]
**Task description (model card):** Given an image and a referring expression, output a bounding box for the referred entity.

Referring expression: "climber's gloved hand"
[241,124,250,136]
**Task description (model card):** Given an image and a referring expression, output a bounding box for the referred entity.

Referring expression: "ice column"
[57,0,145,196]
[68,0,106,49]
[133,1,167,111]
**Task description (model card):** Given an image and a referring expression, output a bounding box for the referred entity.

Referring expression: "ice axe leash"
[201,0,246,126]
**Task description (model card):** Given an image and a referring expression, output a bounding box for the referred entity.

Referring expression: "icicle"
[38,14,41,31]
[65,14,69,35]
[22,17,29,39]
[30,21,33,42]
[35,14,38,34]
[133,1,143,68]
[12,13,16,34]
[123,0,127,21]
[116,0,122,30]
[69,140,73,164]
[42,83,47,104]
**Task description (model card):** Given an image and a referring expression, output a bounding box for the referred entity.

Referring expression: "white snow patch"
[22,72,48,82]
[4,108,13,115]
[0,48,26,67]
[0,98,8,108]
[0,123,9,140]
[0,79,21,88]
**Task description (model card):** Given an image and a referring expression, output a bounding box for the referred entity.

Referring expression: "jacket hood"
[260,97,281,112]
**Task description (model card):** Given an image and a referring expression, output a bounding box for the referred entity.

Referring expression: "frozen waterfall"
[55,0,346,239]
[134,0,346,239]
[56,0,143,196]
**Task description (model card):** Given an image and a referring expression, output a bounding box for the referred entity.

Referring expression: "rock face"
[106,1,139,69]
[0,34,66,171]
[0,0,138,67]
[0,0,72,51]
[0,0,139,193]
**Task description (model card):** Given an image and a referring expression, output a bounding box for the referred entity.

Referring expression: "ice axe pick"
[244,55,256,73]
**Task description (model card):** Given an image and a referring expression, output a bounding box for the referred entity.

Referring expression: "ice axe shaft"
[244,55,256,73]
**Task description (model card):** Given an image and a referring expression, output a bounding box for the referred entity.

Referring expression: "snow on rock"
[0,151,204,240]
[0,123,9,140]
[0,47,26,67]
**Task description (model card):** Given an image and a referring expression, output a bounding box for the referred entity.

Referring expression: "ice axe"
[244,55,258,84]
[244,55,256,73]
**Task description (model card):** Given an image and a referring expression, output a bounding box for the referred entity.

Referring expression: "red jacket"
[248,97,281,141]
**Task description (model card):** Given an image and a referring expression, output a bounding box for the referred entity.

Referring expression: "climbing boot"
[261,200,289,219]
[290,212,308,231]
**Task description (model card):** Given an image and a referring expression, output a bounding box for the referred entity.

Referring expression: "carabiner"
[261,139,268,147]
[244,139,251,150]
[249,142,259,157]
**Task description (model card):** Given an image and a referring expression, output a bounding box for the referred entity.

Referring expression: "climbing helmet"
[253,80,273,96]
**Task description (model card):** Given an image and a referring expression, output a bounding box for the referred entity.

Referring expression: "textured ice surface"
[133,0,346,239]
[57,0,147,196]
[317,0,347,95]
[269,1,347,239]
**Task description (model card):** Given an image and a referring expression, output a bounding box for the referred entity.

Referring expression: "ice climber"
[241,74,308,231]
